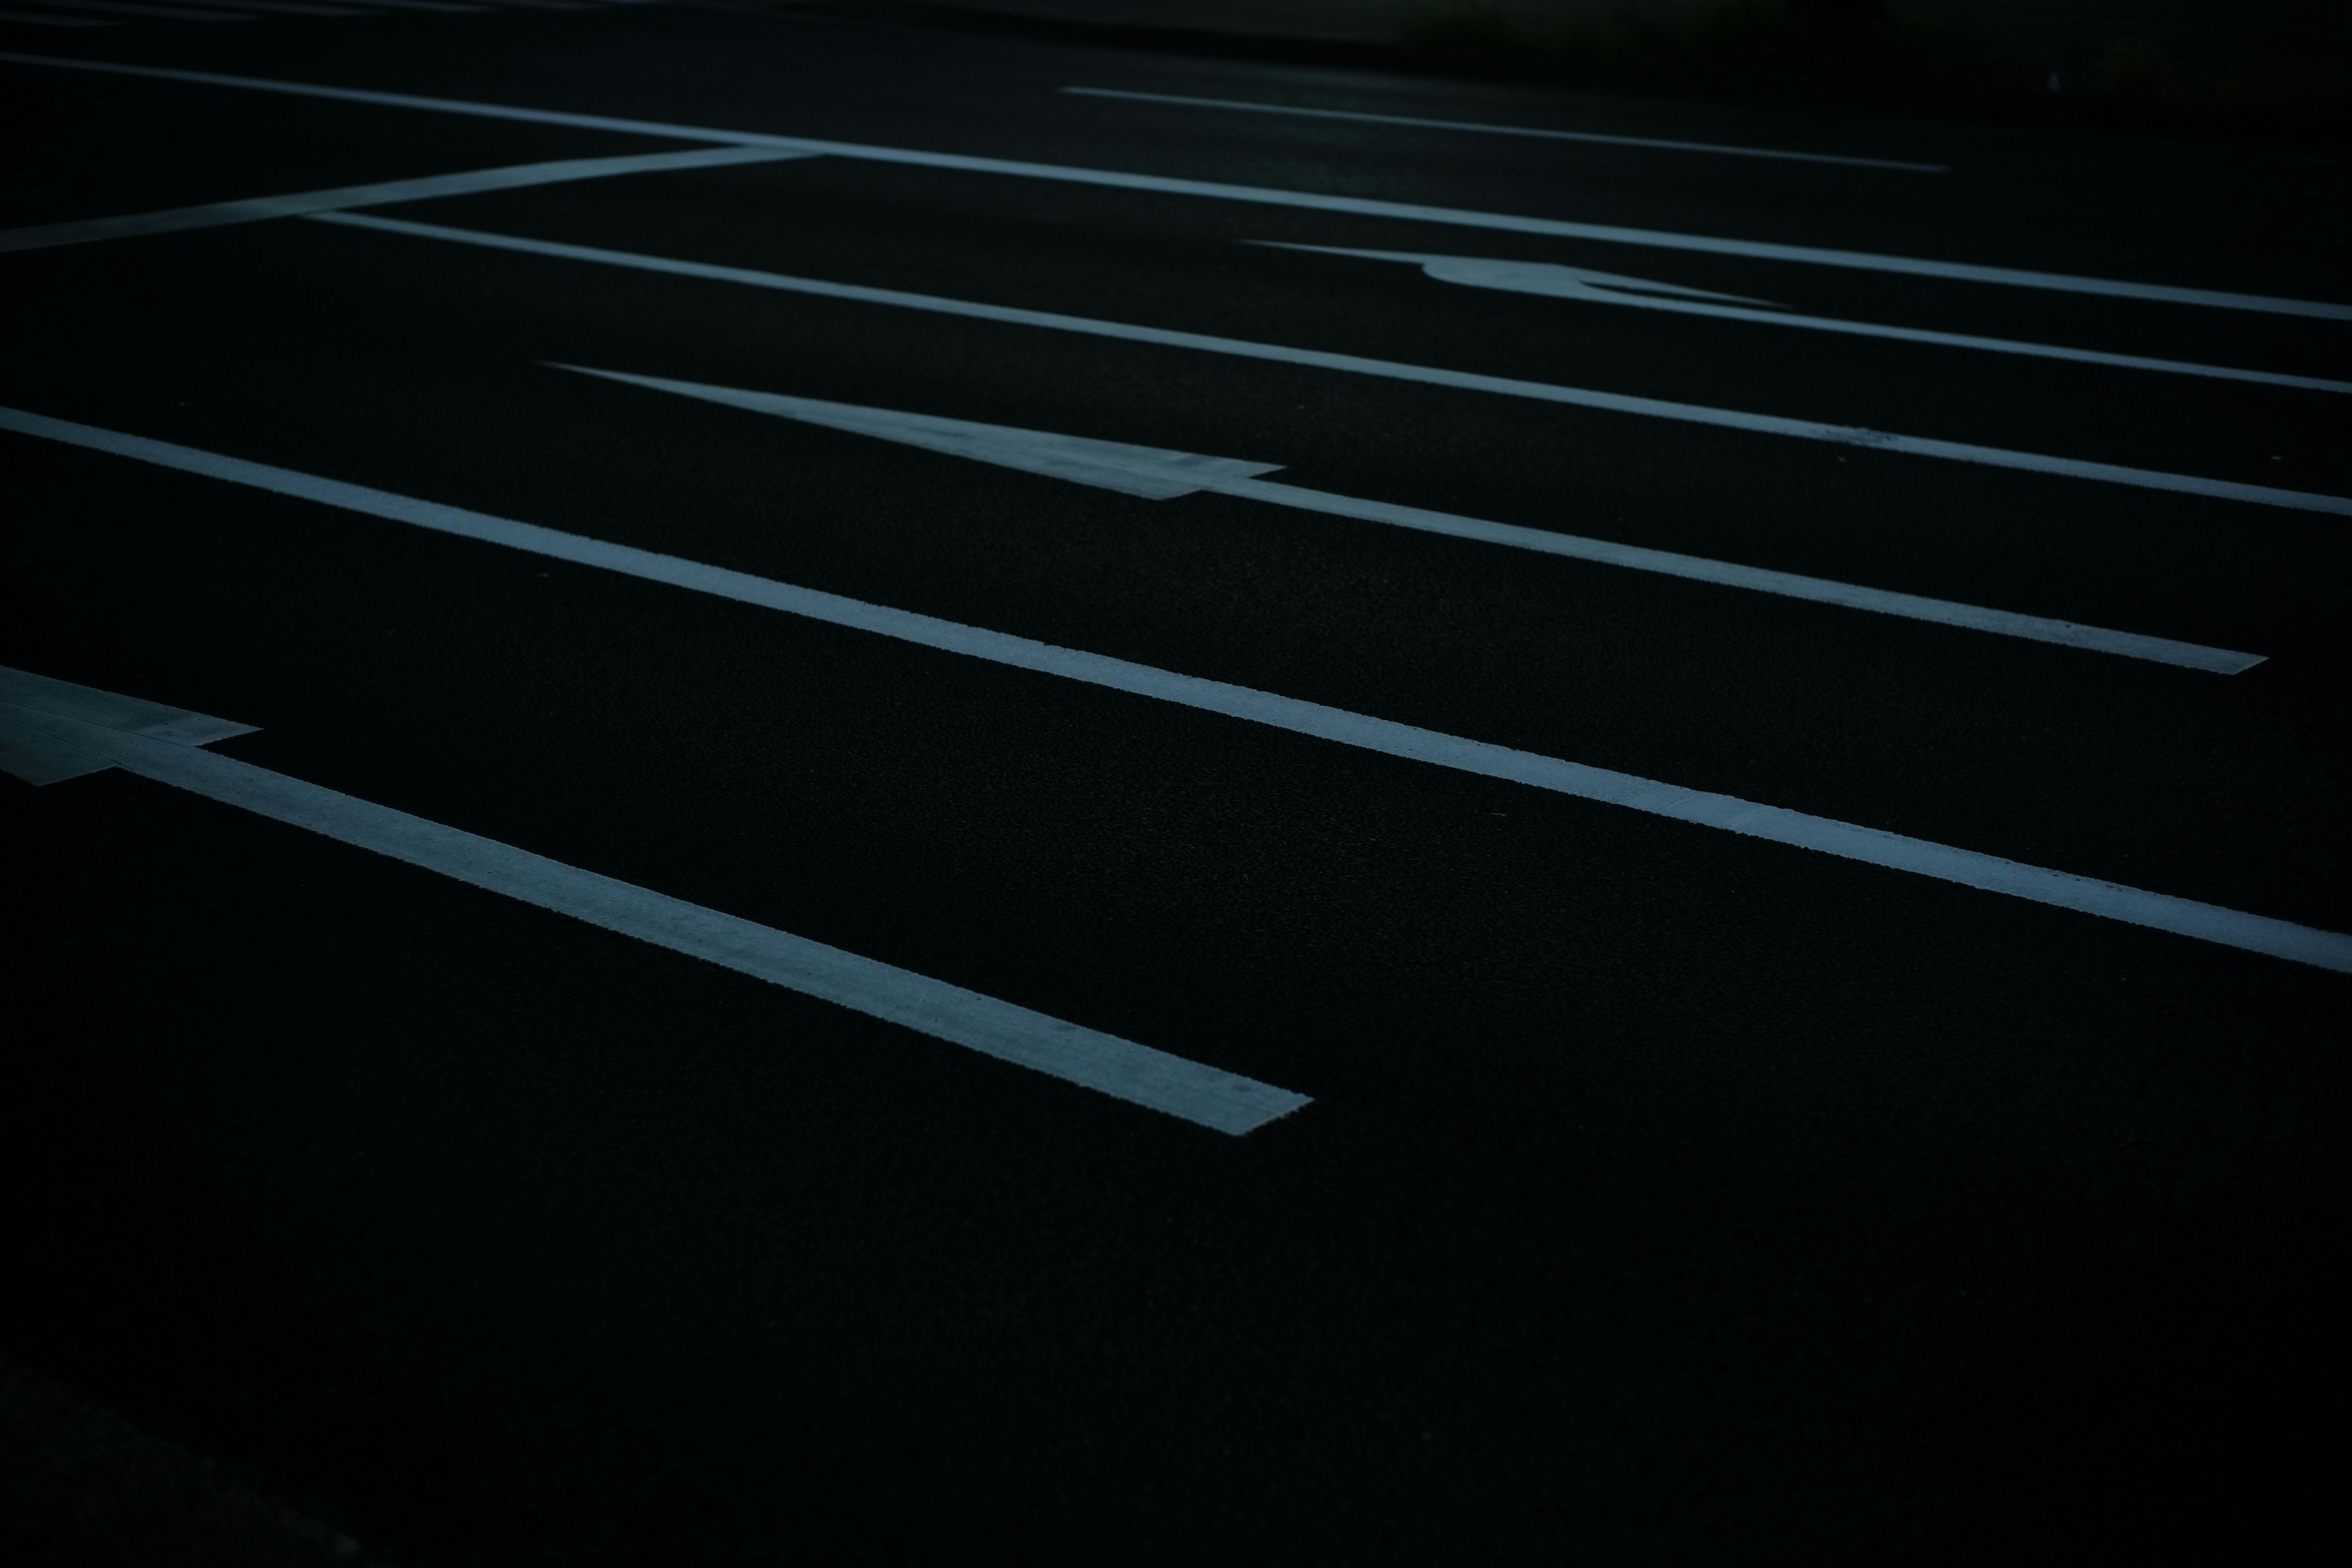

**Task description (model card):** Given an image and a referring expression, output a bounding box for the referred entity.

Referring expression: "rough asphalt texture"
[2,4,2346,1560]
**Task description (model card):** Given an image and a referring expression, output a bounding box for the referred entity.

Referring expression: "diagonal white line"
[4,402,2345,975]
[308,211,2352,519]
[0,145,804,254]
[554,362,2263,674]
[1,50,2343,320]
[1213,478,2264,673]
[1059,86,1950,172]
[1,699,1306,1134]
[1262,244,2352,396]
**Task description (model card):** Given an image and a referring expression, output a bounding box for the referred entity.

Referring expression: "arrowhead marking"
[0,666,255,786]
[1256,243,1774,307]
[551,365,1283,500]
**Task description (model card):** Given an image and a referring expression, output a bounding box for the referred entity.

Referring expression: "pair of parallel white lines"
[7,55,2350,1131]
[5,52,2346,673]
[6,397,2350,1136]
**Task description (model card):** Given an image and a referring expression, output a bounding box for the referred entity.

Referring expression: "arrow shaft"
[1,699,1308,1136]
[1482,279,2352,396]
[4,405,2346,974]
[308,212,2352,519]
[1204,478,2260,674]
[552,363,2258,673]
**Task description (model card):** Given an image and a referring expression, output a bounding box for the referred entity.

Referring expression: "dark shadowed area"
[2,1,2346,1561]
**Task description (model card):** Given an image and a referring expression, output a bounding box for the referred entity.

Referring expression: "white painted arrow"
[1272,249,1777,307]
[1260,244,2352,396]
[552,365,1285,499]
[6,406,2344,973]
[315,213,2350,516]
[0,665,1308,1136]
[0,665,257,785]
[552,366,2261,675]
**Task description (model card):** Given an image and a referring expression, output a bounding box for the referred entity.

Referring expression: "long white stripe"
[1210,478,2261,673]
[1623,297,2352,393]
[0,702,1304,1134]
[310,212,2352,519]
[2,51,2342,320]
[1060,86,1949,173]
[557,362,2260,674]
[4,404,2345,974]
[1267,245,2352,395]
[0,146,801,254]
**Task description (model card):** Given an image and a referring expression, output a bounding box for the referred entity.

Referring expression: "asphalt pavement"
[2,4,2348,1560]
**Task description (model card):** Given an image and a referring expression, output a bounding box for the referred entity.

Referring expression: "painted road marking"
[0,145,807,254]
[2,51,2344,320]
[0,669,1308,1134]
[0,664,255,783]
[1060,86,1950,172]
[554,364,2263,675]
[1261,245,2352,396]
[309,211,2352,519]
[5,404,2345,974]
[554,364,1287,498]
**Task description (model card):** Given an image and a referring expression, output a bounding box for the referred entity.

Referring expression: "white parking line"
[1262,245,2352,396]
[0,145,805,254]
[0,665,255,785]
[553,364,2264,674]
[0,668,1310,1135]
[5,404,2345,974]
[3,51,2343,320]
[309,211,2352,519]
[1060,86,1950,173]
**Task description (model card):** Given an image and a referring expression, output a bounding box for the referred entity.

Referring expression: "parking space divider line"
[4,50,2345,320]
[1217,477,2266,671]
[0,145,807,254]
[1257,244,2352,396]
[308,211,2352,519]
[6,402,2346,975]
[1,684,1310,1135]
[1057,86,1951,172]
[552,362,2264,674]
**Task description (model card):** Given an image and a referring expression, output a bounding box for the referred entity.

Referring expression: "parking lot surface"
[3,5,2348,1559]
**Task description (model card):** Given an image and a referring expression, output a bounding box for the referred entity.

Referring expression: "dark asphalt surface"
[3,6,2348,1560]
